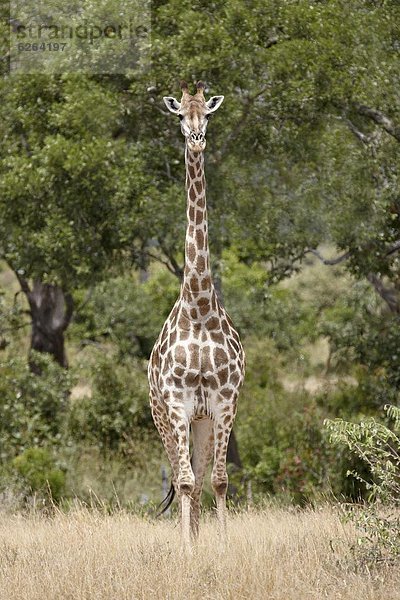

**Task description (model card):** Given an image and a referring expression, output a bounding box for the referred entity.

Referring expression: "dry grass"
[0,507,398,600]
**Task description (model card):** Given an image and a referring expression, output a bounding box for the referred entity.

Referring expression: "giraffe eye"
[178,114,184,121]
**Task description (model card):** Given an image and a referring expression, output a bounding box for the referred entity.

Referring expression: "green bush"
[69,357,155,458]
[325,405,400,567]
[12,447,66,502]
[319,282,400,409]
[222,251,311,354]
[236,338,341,503]
[0,352,72,462]
[71,269,179,359]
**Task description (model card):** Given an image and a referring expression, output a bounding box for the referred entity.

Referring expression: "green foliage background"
[0,0,399,508]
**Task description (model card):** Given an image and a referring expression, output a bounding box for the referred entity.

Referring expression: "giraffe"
[148,80,245,552]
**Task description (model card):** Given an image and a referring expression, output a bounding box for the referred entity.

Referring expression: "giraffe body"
[148,81,244,550]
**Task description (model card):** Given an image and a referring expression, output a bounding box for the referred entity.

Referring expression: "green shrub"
[12,447,66,502]
[71,269,179,359]
[236,338,341,503]
[222,251,311,354]
[0,353,72,462]
[325,405,400,566]
[69,357,155,458]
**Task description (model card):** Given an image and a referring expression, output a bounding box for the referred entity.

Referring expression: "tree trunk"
[367,273,400,314]
[15,275,73,373]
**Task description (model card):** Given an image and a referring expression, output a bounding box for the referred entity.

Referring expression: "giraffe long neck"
[182,145,213,304]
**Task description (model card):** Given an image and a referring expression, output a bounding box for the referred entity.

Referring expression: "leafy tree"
[2,1,399,367]
[0,70,151,366]
[72,268,179,359]
[1,0,400,505]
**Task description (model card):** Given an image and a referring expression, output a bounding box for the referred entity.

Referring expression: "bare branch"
[153,104,171,116]
[343,118,373,145]
[74,287,94,313]
[386,240,400,256]
[20,132,32,157]
[144,250,183,279]
[308,240,400,268]
[308,248,352,266]
[164,159,179,183]
[354,103,400,143]
[0,322,31,335]
[13,271,32,297]
[159,243,184,280]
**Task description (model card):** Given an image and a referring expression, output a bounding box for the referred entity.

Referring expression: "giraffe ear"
[163,97,181,114]
[205,95,224,113]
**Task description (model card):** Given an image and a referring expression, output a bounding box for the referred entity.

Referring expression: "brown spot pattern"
[178,314,190,330]
[201,346,212,372]
[190,276,199,292]
[214,347,228,366]
[195,230,204,249]
[195,180,203,194]
[201,276,211,290]
[195,210,203,225]
[206,316,219,330]
[230,371,240,385]
[189,343,200,370]
[221,319,230,334]
[174,345,186,364]
[187,243,196,262]
[196,255,206,273]
[219,368,229,386]
[210,331,224,344]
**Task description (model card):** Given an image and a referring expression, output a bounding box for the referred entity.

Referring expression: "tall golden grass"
[0,506,398,599]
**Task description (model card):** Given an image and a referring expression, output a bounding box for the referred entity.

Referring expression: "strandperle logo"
[14,22,148,45]
[9,0,151,74]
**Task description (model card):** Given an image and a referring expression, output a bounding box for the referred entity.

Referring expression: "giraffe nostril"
[190,132,205,143]
[188,132,206,148]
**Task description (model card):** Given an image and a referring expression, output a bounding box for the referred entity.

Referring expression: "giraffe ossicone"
[148,80,245,552]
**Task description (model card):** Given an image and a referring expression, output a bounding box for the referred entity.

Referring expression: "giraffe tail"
[156,483,175,517]
[156,454,196,517]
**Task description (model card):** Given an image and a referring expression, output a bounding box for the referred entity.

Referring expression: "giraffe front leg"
[167,401,195,554]
[211,401,237,545]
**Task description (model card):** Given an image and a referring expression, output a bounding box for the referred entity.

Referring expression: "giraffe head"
[163,81,224,152]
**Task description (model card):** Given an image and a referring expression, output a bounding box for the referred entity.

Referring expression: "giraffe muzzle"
[188,131,206,152]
